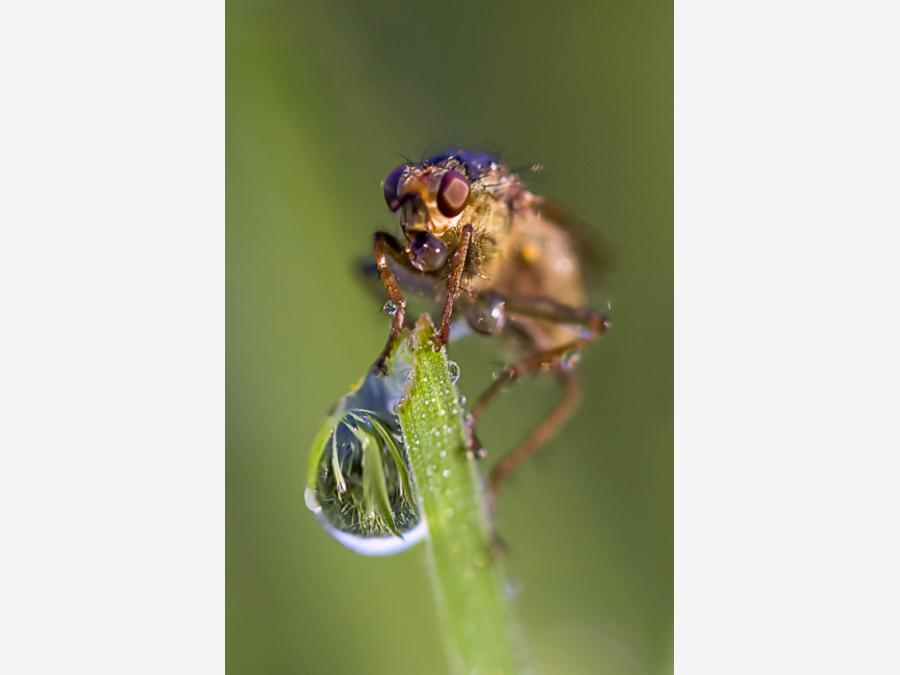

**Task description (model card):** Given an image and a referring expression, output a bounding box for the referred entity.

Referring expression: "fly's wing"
[530,196,616,297]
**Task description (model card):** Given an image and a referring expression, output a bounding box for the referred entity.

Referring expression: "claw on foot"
[373,347,393,375]
[464,429,488,461]
[489,534,509,559]
[465,446,488,461]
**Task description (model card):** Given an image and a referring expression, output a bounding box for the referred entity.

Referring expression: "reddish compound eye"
[436,170,470,217]
[383,165,405,210]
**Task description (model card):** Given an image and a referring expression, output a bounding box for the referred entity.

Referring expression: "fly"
[369,149,610,512]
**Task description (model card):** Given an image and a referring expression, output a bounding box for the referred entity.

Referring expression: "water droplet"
[457,394,467,407]
[439,450,447,459]
[308,384,424,554]
[442,469,451,478]
[304,487,321,514]
[382,300,398,316]
[560,350,581,370]
[447,360,461,384]
[466,292,507,335]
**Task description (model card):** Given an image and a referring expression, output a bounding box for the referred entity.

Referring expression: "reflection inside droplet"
[306,341,427,556]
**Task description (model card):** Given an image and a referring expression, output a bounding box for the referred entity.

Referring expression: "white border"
[0,2,224,673]
[2,0,900,672]
[677,1,900,672]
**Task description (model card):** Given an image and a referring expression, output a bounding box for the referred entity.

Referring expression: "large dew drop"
[306,342,426,555]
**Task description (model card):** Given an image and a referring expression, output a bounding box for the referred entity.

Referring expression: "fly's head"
[382,151,515,273]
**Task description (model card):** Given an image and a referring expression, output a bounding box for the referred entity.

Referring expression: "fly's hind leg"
[484,366,581,513]
[471,298,608,426]
[466,296,609,544]
[481,368,583,555]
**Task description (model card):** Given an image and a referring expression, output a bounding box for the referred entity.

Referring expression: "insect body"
[372,150,609,510]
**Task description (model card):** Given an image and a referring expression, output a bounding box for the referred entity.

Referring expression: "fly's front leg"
[432,223,473,350]
[373,231,409,373]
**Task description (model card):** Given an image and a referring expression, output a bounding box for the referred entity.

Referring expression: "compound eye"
[436,170,470,218]
[409,231,450,272]
[383,165,406,210]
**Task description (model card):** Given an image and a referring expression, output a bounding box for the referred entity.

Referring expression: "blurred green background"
[227,1,671,673]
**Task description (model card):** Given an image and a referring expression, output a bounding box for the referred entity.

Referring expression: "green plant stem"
[397,316,522,675]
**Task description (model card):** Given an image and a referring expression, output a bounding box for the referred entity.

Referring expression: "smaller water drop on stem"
[447,360,461,384]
